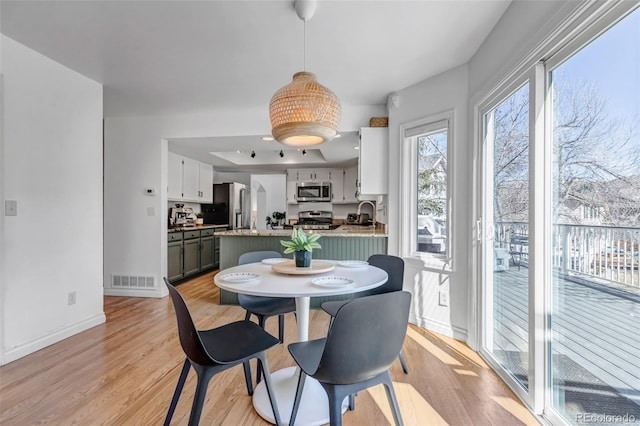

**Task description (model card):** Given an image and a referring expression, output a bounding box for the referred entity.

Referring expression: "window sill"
[406,252,452,272]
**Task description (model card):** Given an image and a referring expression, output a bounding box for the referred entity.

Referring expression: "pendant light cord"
[303,19,307,72]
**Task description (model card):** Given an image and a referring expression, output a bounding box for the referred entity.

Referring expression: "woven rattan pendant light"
[269,0,341,146]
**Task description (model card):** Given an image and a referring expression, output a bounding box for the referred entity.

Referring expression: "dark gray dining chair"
[237,250,296,382]
[288,291,412,426]
[321,254,409,373]
[163,278,281,426]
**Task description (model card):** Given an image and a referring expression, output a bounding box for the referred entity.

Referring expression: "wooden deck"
[492,266,640,416]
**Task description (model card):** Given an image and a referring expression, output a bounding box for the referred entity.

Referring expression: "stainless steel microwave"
[296,182,332,202]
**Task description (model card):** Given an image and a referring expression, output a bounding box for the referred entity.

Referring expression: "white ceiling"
[1,0,510,172]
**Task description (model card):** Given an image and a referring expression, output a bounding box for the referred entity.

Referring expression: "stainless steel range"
[297,210,339,230]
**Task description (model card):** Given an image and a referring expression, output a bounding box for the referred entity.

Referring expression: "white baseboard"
[103,287,168,298]
[409,313,468,342]
[2,313,106,365]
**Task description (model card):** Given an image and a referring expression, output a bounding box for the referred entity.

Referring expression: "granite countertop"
[215,225,387,238]
[168,224,229,233]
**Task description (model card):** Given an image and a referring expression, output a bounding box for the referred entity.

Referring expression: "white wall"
[1,36,104,364]
[388,64,470,340]
[251,174,287,231]
[468,1,579,98]
[104,105,383,297]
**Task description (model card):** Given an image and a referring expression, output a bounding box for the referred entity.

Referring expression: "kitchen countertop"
[168,224,229,233]
[215,225,387,238]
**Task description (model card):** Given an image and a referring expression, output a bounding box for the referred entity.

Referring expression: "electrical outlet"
[68,291,76,305]
[438,290,449,307]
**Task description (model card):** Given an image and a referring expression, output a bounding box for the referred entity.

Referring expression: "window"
[403,119,450,257]
[416,128,448,255]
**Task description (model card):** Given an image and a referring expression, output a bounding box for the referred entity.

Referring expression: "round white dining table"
[214,259,388,426]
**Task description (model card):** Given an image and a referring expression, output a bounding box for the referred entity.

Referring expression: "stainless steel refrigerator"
[201,182,249,229]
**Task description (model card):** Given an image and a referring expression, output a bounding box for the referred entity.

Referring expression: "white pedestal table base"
[252,366,348,426]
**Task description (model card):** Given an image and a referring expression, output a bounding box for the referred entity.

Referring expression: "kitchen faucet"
[357,200,376,229]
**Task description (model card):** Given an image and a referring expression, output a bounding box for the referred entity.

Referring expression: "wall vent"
[112,275,155,289]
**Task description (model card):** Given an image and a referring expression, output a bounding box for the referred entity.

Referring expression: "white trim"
[0,74,5,366]
[2,313,106,365]
[103,287,168,298]
[399,110,454,264]
[529,62,546,414]
[409,313,467,342]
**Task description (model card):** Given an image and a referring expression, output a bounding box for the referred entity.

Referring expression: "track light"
[302,149,307,156]
[279,150,284,158]
[251,151,256,158]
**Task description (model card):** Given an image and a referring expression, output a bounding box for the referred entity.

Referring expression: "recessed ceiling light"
[262,136,274,141]
[334,133,342,138]
[354,146,360,150]
[237,150,241,154]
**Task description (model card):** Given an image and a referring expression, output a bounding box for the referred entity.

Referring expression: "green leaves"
[280,227,322,254]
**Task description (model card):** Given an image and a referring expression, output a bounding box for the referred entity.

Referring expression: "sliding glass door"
[482,83,531,393]
[479,4,640,424]
[548,8,640,423]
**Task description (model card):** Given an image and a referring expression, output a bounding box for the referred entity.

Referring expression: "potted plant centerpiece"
[280,227,321,267]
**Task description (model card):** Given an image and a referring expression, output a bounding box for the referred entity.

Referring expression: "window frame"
[399,110,454,266]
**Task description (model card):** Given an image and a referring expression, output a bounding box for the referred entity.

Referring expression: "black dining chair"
[163,278,282,426]
[237,251,296,382]
[321,254,409,374]
[288,291,412,426]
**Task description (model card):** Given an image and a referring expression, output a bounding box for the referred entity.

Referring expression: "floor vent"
[112,275,155,289]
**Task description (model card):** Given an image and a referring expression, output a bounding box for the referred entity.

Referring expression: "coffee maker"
[169,204,195,227]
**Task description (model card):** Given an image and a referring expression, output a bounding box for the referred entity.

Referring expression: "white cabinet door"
[358,127,388,196]
[329,169,344,202]
[286,169,300,183]
[182,157,200,201]
[286,181,298,204]
[199,163,213,203]
[343,166,358,203]
[290,169,331,181]
[168,152,183,200]
[313,169,331,181]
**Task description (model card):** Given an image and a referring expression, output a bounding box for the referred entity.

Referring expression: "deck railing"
[495,222,640,289]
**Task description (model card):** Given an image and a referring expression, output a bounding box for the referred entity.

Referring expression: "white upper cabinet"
[167,153,213,203]
[198,164,213,203]
[289,169,331,182]
[343,166,358,203]
[330,169,344,202]
[358,127,388,197]
[168,152,184,200]
[182,157,200,201]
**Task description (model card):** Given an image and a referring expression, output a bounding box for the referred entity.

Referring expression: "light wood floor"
[0,271,539,425]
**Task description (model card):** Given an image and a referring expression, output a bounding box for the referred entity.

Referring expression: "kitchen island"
[216,226,387,307]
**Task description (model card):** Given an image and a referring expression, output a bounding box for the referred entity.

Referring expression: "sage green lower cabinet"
[167,240,183,282]
[183,236,201,277]
[200,235,214,270]
[168,228,218,283]
[214,236,220,269]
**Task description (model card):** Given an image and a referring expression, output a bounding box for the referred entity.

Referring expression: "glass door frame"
[475,69,546,414]
[473,2,640,423]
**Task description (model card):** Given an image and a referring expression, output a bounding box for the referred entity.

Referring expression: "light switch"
[147,207,156,216]
[5,200,17,216]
